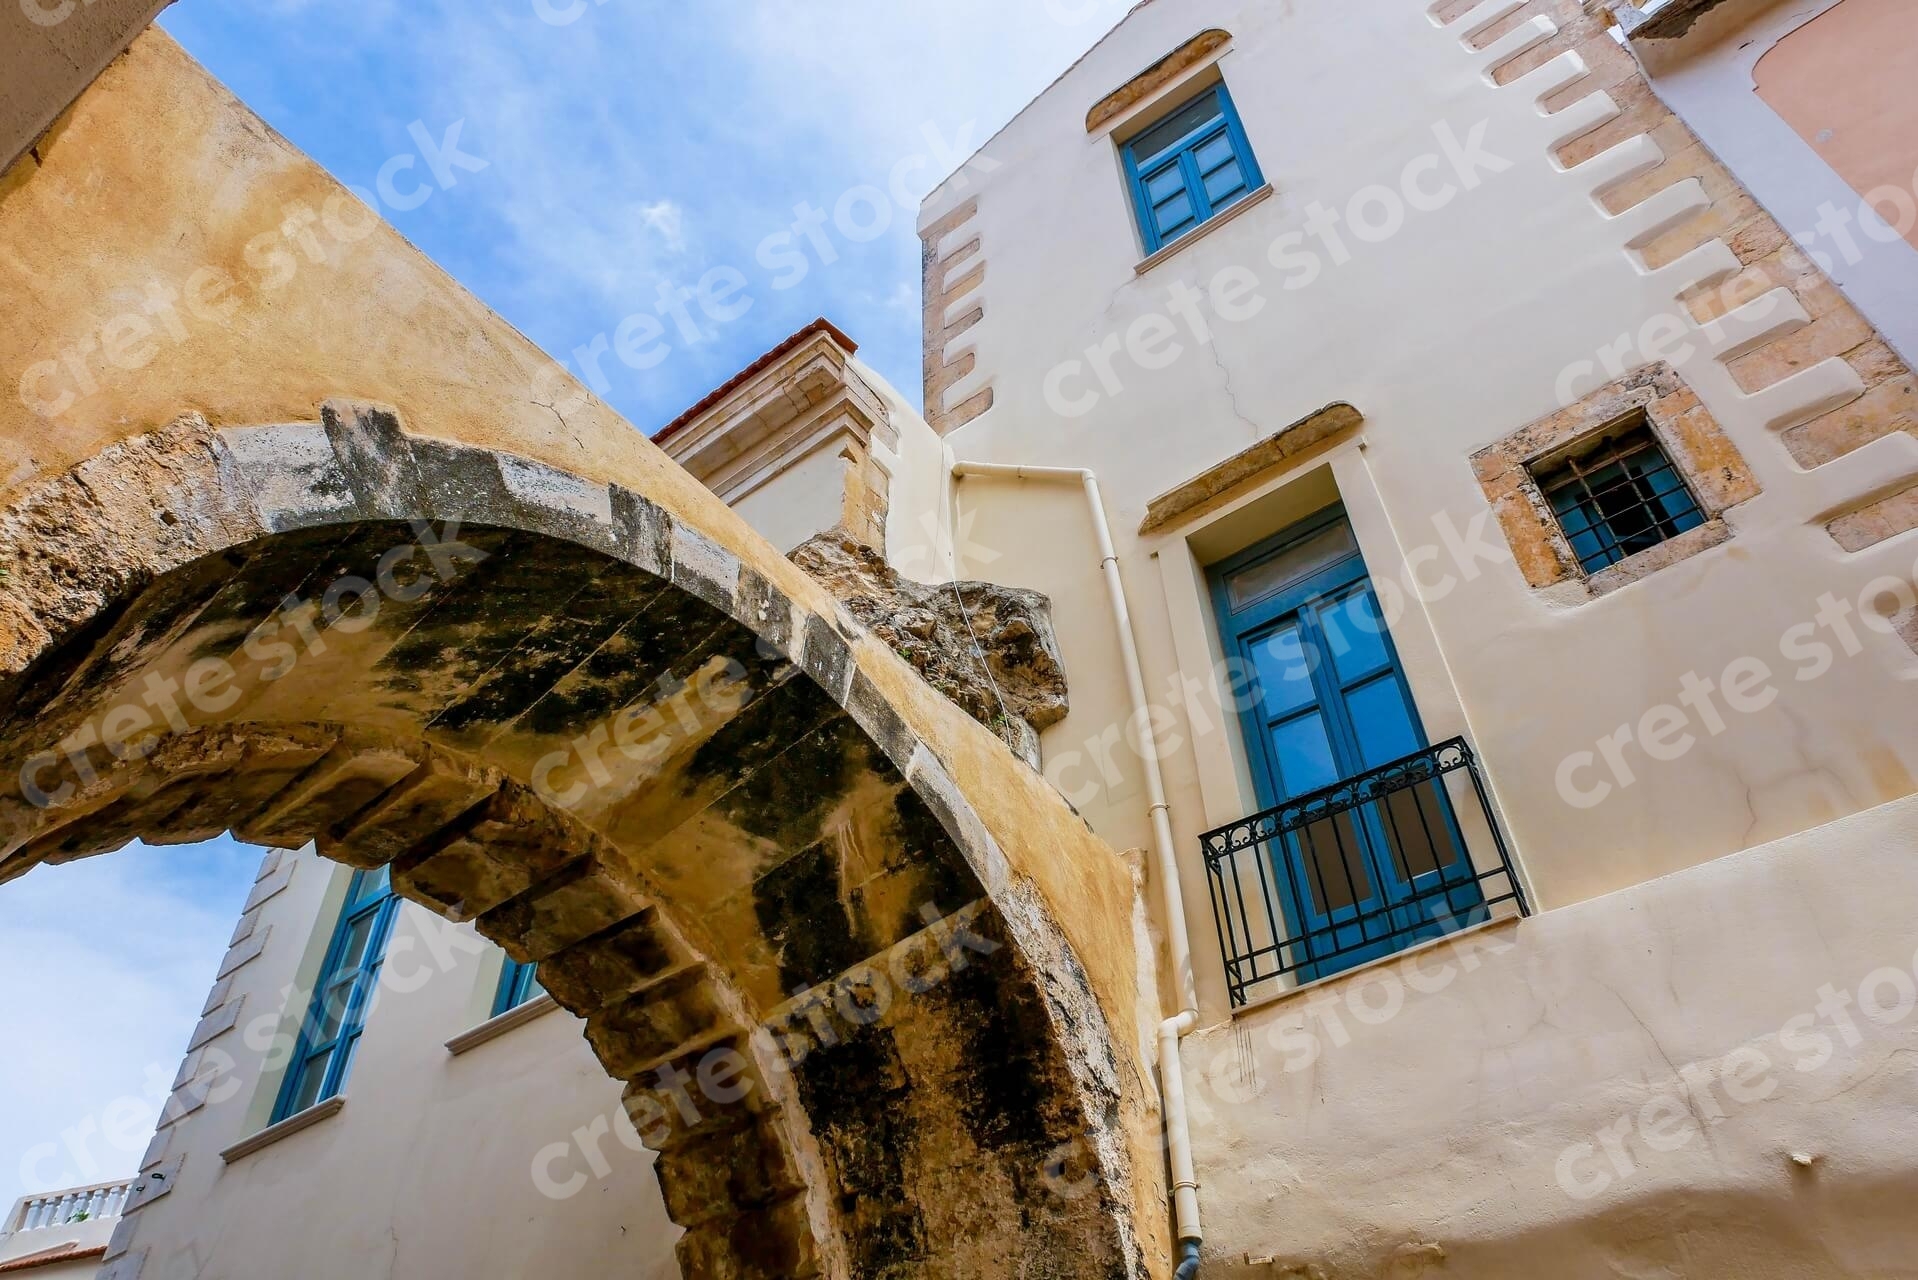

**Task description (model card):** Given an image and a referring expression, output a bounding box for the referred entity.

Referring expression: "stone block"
[653,1118,803,1227]
[480,856,650,960]
[535,905,681,1013]
[586,965,728,1079]
[321,753,500,870]
[239,742,419,849]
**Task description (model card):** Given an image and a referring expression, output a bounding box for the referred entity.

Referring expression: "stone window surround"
[1088,35,1262,270]
[1472,363,1762,598]
[1085,29,1234,135]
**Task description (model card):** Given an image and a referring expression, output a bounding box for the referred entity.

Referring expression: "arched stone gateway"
[0,407,1164,1279]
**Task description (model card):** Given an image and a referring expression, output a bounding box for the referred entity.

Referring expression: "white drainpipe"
[950,461,1204,1269]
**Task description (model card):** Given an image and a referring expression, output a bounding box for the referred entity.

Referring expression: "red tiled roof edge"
[0,1243,110,1274]
[653,318,858,446]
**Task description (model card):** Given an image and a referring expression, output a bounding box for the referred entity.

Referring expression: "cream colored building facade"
[94,846,680,1279]
[884,0,1918,1272]
[8,0,1918,1277]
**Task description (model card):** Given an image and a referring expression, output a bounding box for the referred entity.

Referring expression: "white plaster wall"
[1184,790,1918,1277]
[729,442,852,555]
[862,359,959,585]
[703,358,958,574]
[1634,0,1918,366]
[120,847,680,1279]
[917,0,1918,1018]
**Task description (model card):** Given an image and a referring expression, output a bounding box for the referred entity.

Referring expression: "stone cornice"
[658,324,896,512]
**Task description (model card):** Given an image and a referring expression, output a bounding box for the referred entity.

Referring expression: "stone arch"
[0,405,1157,1279]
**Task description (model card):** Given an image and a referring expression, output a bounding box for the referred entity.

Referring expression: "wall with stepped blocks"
[914,0,1918,1270]
[915,0,1918,983]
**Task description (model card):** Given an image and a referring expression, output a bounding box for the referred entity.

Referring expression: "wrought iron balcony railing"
[1200,737,1529,1007]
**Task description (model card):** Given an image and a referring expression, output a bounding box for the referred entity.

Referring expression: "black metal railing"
[1200,737,1528,1007]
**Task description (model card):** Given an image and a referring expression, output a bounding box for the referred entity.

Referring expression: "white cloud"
[732,0,1136,170]
[379,0,1137,386]
[160,0,1146,422]
[637,199,687,254]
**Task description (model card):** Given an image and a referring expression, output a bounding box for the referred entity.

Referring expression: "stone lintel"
[1139,402,1364,535]
[1086,29,1234,135]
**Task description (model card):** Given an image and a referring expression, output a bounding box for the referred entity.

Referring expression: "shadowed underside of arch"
[0,407,1156,1279]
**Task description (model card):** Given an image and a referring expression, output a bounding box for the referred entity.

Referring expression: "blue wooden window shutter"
[1122,82,1264,254]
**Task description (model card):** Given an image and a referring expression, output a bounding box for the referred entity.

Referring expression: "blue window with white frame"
[492,957,545,1017]
[1122,82,1264,254]
[272,867,400,1122]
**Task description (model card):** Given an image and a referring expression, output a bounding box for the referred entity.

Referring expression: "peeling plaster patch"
[1619,0,1736,40]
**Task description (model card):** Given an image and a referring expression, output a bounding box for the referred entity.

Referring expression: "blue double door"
[1211,508,1481,979]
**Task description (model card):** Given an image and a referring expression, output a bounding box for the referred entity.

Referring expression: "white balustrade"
[2,1178,132,1237]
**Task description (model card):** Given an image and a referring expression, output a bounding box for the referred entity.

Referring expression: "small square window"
[1121,83,1264,254]
[1531,418,1707,575]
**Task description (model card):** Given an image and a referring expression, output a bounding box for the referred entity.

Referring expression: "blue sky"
[153,0,1136,429]
[0,838,260,1213]
[1,0,1134,1214]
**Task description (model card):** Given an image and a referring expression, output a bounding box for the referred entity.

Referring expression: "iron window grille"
[1532,418,1707,574]
[1201,738,1529,1008]
[1121,82,1264,254]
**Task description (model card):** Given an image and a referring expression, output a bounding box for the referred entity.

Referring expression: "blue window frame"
[492,957,545,1017]
[272,867,400,1122]
[1209,507,1484,981]
[1122,82,1264,254]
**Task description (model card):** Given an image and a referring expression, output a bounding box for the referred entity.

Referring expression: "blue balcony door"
[1210,508,1481,981]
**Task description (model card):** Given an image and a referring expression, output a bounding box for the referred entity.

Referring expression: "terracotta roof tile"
[654,318,856,445]
[0,1243,109,1273]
